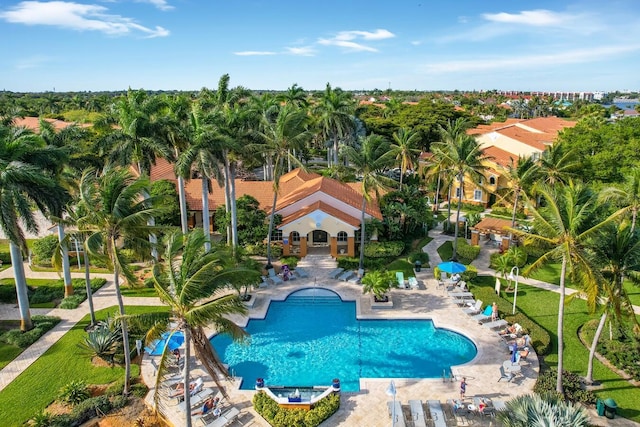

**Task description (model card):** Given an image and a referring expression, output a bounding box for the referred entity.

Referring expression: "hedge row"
[363,241,404,258]
[253,391,340,427]
[337,257,389,271]
[455,238,480,261]
[0,315,60,348]
[0,278,106,307]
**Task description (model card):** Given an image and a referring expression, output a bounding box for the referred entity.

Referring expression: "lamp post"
[386,380,397,427]
[508,266,520,315]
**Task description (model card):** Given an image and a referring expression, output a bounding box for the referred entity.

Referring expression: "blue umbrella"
[437,261,467,274]
[145,331,185,356]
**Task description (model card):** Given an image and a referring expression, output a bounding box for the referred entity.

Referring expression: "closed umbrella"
[495,277,501,295]
[437,261,467,274]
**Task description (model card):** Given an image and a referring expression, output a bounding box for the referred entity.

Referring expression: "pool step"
[284,296,343,306]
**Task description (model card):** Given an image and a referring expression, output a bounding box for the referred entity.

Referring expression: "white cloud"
[317,28,394,52]
[318,38,378,52]
[285,46,315,56]
[233,51,277,56]
[423,44,640,74]
[0,1,169,37]
[483,9,567,27]
[135,0,173,11]
[334,29,395,41]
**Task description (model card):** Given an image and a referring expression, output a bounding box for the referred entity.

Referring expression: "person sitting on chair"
[451,273,461,283]
[192,397,219,416]
[170,381,196,398]
[519,347,530,360]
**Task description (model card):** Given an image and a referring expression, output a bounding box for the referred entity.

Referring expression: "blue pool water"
[210,289,476,392]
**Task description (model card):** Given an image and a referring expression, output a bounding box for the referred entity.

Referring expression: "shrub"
[59,294,84,309]
[31,235,59,267]
[279,256,299,269]
[29,411,53,427]
[460,264,477,282]
[59,380,91,406]
[130,382,149,398]
[0,251,11,265]
[70,395,112,425]
[0,316,60,348]
[533,370,596,405]
[455,238,480,261]
[105,378,125,397]
[407,252,429,264]
[30,286,63,305]
[253,391,340,427]
[337,256,387,271]
[489,252,503,268]
[363,241,404,258]
[503,313,551,356]
[490,206,527,219]
[245,243,282,258]
[0,284,17,303]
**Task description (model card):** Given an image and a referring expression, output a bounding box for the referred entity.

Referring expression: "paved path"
[0,263,161,392]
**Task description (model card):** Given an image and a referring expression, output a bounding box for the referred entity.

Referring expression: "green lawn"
[436,241,472,265]
[0,278,61,287]
[0,305,161,426]
[472,275,640,422]
[30,265,112,274]
[386,259,415,279]
[121,286,159,297]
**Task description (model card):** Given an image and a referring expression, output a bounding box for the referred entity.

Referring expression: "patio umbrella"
[145,331,185,356]
[437,261,467,274]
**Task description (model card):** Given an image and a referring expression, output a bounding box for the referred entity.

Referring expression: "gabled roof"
[482,145,518,168]
[516,117,576,133]
[279,201,361,228]
[467,118,523,135]
[494,126,551,151]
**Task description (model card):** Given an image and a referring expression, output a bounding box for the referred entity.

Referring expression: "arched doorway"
[311,230,328,246]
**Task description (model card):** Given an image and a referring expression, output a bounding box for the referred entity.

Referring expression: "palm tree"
[139,230,259,426]
[431,120,489,260]
[496,393,590,427]
[537,142,578,187]
[253,104,311,268]
[0,123,69,330]
[76,167,163,395]
[511,182,622,394]
[343,134,395,276]
[584,222,640,384]
[314,83,355,166]
[600,169,640,232]
[385,127,421,188]
[498,155,539,235]
[277,83,308,108]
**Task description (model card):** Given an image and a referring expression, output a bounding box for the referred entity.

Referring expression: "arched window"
[291,231,300,243]
[489,176,496,185]
[337,231,348,242]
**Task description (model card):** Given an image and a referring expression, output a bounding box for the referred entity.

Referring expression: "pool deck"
[149,257,540,427]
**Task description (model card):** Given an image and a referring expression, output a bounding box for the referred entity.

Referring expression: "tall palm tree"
[277,83,308,108]
[253,104,311,268]
[76,167,163,395]
[431,121,489,260]
[511,182,622,394]
[385,127,421,189]
[138,230,259,426]
[600,169,640,232]
[584,222,640,384]
[314,83,355,166]
[0,123,69,330]
[537,141,578,187]
[343,134,395,276]
[498,155,539,234]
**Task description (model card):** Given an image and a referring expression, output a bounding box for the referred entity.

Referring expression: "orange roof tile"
[13,116,91,132]
[495,127,551,150]
[279,201,361,228]
[467,118,523,135]
[482,145,517,168]
[471,217,514,233]
[517,117,576,133]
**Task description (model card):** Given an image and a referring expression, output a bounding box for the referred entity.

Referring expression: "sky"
[1,0,639,92]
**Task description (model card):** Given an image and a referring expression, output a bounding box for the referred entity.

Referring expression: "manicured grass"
[472,275,640,422]
[121,286,159,297]
[436,241,472,265]
[411,236,433,252]
[0,278,62,287]
[386,259,415,278]
[623,280,640,307]
[0,305,161,426]
[30,265,112,274]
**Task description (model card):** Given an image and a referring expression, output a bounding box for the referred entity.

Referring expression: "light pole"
[386,380,397,427]
[508,266,520,314]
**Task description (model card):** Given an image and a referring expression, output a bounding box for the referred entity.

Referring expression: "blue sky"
[1,0,639,92]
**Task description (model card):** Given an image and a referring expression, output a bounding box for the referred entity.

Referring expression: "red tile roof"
[13,116,91,132]
[482,145,517,168]
[279,201,361,228]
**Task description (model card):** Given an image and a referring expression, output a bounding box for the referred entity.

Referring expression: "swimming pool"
[210,289,477,392]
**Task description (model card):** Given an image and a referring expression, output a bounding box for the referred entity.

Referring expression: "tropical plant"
[496,393,590,427]
[584,222,640,384]
[138,229,260,426]
[536,142,578,187]
[385,127,421,188]
[314,83,355,165]
[511,182,622,395]
[76,167,162,395]
[498,155,539,234]
[78,317,122,365]
[58,380,91,406]
[343,134,395,275]
[0,122,69,330]
[431,119,489,260]
[600,168,640,232]
[361,270,396,301]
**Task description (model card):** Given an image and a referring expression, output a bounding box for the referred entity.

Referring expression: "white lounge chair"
[472,306,494,323]
[483,319,508,330]
[427,400,447,427]
[409,400,427,427]
[396,271,407,288]
[387,400,406,427]
[202,406,240,427]
[329,267,344,279]
[463,299,483,315]
[408,276,419,289]
[268,268,283,285]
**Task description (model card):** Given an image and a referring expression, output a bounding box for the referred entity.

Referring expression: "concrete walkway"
[0,263,161,392]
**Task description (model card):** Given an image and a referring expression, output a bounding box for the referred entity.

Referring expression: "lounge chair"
[408,400,427,427]
[294,267,309,278]
[202,406,240,427]
[463,299,483,315]
[492,399,507,412]
[427,400,447,427]
[387,400,406,427]
[329,267,344,279]
[396,271,407,288]
[483,319,508,330]
[472,305,493,323]
[268,268,283,285]
[498,366,514,382]
[408,276,419,289]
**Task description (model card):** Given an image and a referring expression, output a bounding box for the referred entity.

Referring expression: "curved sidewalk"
[0,263,161,392]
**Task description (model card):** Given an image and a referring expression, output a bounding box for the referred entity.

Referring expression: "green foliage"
[490,206,527,220]
[533,370,597,405]
[279,256,299,269]
[362,270,396,299]
[216,195,269,246]
[460,264,477,282]
[29,411,53,427]
[58,380,90,406]
[497,393,591,427]
[445,201,485,213]
[591,324,640,380]
[245,243,282,258]
[0,250,10,265]
[455,238,480,261]
[252,391,340,427]
[407,251,429,264]
[31,235,59,267]
[150,179,182,226]
[336,256,387,271]
[503,313,551,356]
[78,316,122,364]
[0,315,60,348]
[363,241,404,258]
[69,395,112,425]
